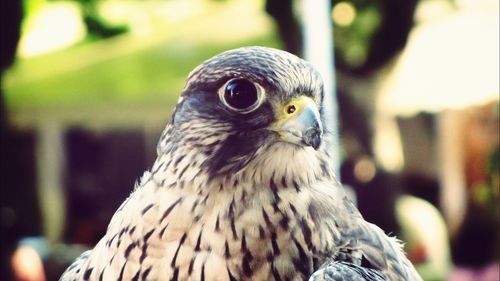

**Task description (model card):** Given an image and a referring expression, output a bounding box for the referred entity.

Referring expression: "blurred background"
[0,0,498,280]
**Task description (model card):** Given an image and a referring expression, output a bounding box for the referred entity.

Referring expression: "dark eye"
[220,78,263,112]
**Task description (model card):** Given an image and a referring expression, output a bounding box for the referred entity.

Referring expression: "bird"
[60,46,422,281]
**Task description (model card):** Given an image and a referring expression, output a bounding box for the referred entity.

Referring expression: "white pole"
[37,121,66,242]
[302,0,340,175]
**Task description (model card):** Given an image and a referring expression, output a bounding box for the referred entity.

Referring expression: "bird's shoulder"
[307,181,422,281]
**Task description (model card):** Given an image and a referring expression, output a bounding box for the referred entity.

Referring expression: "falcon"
[60,46,422,281]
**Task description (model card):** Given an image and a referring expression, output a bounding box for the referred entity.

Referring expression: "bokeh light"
[332,1,356,27]
[18,2,85,58]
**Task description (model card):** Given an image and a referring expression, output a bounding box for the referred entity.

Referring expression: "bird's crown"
[183,46,323,103]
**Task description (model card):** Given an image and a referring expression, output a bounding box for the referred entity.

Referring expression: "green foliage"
[5,0,280,111]
[335,4,381,68]
[4,35,279,109]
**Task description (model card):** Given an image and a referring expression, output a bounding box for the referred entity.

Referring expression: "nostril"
[286,105,296,114]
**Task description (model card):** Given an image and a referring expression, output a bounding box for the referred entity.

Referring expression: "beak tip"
[303,127,322,150]
[312,139,321,150]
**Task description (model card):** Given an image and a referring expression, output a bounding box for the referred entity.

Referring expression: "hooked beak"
[274,96,323,150]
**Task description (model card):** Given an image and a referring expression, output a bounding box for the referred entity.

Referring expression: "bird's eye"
[219,78,263,113]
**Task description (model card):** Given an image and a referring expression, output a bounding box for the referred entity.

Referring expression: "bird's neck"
[150,132,337,200]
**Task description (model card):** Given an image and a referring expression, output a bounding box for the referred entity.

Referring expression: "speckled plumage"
[60,47,422,281]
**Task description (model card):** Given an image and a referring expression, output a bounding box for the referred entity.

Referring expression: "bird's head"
[160,47,333,184]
